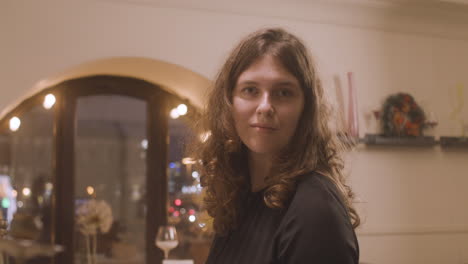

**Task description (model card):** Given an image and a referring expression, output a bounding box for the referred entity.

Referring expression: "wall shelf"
[440,136,468,149]
[361,134,468,150]
[362,134,437,147]
[361,134,438,147]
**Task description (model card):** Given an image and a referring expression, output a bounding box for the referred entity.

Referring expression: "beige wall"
[2,0,468,263]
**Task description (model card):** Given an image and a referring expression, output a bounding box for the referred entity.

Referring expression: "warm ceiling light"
[170,108,180,119]
[9,116,21,131]
[43,94,56,109]
[177,104,188,116]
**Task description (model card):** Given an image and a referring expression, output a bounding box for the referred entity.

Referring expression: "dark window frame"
[0,75,192,264]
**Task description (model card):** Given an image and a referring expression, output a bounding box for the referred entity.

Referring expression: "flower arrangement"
[76,199,113,264]
[381,93,426,137]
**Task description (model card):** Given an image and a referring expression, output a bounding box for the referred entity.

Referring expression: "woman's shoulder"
[275,171,359,263]
[294,171,340,200]
[286,171,349,222]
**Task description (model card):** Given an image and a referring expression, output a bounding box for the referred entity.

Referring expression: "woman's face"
[232,55,305,156]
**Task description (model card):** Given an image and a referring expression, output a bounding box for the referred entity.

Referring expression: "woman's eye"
[276,89,293,97]
[242,87,257,95]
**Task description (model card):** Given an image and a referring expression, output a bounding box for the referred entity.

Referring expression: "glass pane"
[167,117,213,264]
[74,95,146,264]
[0,100,55,261]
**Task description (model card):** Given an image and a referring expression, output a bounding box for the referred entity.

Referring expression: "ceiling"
[322,0,468,6]
[102,0,468,35]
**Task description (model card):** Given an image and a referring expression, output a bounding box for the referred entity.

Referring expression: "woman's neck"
[248,152,274,192]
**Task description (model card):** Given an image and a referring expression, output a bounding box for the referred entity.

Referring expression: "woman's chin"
[246,146,281,157]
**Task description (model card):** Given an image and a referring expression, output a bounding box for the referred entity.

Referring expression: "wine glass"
[155,225,179,259]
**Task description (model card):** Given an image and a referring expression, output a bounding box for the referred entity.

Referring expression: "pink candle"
[347,72,359,138]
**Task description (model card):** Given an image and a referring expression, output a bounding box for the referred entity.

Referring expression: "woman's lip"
[251,125,277,131]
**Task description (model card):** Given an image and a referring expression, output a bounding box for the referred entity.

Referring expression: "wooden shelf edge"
[362,134,436,147]
[440,136,468,149]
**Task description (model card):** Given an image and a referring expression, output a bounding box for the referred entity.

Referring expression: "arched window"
[0,75,212,264]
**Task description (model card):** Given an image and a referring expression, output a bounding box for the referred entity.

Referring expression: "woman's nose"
[256,94,275,117]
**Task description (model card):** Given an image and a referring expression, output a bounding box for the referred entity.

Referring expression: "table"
[0,237,63,264]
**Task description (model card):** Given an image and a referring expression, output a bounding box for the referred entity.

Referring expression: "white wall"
[2,0,468,263]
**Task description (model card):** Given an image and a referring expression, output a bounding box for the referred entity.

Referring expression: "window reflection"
[74,95,147,263]
[167,118,212,264]
[0,104,54,263]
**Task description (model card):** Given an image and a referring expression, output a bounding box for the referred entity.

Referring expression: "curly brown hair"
[191,27,360,235]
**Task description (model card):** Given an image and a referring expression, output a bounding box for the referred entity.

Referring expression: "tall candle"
[347,72,359,138]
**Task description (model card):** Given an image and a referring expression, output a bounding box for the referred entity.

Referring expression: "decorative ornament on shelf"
[75,199,113,264]
[381,93,426,137]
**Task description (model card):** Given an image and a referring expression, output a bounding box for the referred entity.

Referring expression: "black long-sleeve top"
[205,172,359,264]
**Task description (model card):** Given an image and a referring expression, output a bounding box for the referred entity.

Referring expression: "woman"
[194,28,360,263]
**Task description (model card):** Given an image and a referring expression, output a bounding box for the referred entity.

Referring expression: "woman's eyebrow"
[276,80,297,86]
[236,80,258,86]
[237,79,298,86]
[272,80,301,89]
